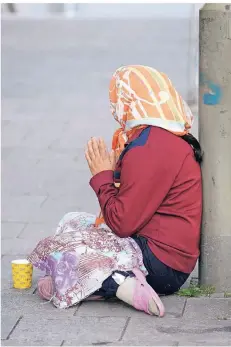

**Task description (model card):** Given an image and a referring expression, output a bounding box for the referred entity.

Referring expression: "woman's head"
[109,65,193,136]
[109,65,202,164]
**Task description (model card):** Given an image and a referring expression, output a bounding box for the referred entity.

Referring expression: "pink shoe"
[132,268,165,317]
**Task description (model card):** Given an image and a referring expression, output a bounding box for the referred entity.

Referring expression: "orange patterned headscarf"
[95,65,194,226]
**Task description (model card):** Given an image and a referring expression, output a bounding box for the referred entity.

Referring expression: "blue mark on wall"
[203,82,222,105]
[199,72,222,105]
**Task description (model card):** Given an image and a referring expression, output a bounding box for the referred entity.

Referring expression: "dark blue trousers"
[96,236,189,298]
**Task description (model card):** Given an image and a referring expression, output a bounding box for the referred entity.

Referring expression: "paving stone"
[1,196,47,223]
[1,119,11,128]
[18,223,56,241]
[1,289,76,318]
[77,295,186,319]
[210,293,225,298]
[53,120,113,150]
[2,168,93,197]
[43,173,92,197]
[1,97,105,121]
[3,193,96,227]
[123,317,231,343]
[110,341,178,346]
[2,147,47,167]
[0,146,91,197]
[1,175,37,197]
[1,314,21,340]
[1,222,27,239]
[178,339,231,346]
[1,120,32,147]
[10,316,126,345]
[161,295,186,317]
[21,120,69,149]
[1,98,25,120]
[184,298,231,320]
[35,148,88,172]
[1,148,13,161]
[2,163,88,197]
[33,149,93,193]
[77,300,145,318]
[1,238,39,256]
[39,194,98,224]
[2,164,51,197]
[1,150,44,195]
[1,339,59,346]
[64,339,178,346]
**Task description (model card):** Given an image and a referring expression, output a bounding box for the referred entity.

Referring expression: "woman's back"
[137,126,202,273]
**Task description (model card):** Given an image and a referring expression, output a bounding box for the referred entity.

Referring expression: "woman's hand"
[85,137,116,176]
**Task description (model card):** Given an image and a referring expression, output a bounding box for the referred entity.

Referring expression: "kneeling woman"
[28,65,202,317]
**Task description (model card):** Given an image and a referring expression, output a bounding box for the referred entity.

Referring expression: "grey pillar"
[199,4,231,292]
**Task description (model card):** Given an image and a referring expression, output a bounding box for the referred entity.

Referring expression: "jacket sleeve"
[90,146,175,238]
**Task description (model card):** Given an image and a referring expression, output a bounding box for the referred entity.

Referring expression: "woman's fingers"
[109,150,116,169]
[91,137,100,157]
[85,148,92,165]
[98,137,108,158]
[87,138,96,160]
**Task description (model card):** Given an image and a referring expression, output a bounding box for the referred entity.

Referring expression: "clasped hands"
[85,137,116,176]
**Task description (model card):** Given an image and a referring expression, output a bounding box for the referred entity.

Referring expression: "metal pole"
[199,4,231,292]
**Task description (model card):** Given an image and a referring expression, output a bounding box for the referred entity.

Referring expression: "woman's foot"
[37,276,54,301]
[116,268,165,317]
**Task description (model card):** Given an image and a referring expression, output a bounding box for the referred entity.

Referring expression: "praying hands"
[85,137,116,176]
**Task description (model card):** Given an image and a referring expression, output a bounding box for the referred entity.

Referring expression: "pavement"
[1,19,230,346]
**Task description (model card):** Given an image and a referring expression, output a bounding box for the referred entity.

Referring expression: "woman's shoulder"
[149,126,193,156]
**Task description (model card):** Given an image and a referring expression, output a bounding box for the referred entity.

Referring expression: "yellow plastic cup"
[11,259,33,289]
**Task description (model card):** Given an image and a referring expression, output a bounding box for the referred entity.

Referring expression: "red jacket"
[90,126,202,273]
